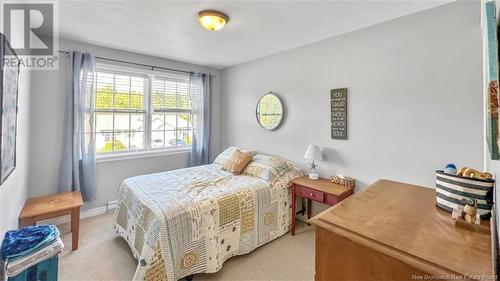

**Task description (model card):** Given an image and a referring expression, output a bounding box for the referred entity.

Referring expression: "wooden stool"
[19,191,83,250]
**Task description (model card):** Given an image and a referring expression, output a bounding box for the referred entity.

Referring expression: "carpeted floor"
[57,213,315,281]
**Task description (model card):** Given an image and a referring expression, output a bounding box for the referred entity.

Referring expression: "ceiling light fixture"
[197,10,229,31]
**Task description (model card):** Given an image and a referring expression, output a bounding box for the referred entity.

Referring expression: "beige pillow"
[222,149,253,175]
[213,146,255,166]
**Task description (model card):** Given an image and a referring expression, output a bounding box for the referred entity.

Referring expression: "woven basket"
[435,170,495,218]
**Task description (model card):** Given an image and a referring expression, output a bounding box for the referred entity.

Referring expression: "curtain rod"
[58,50,215,77]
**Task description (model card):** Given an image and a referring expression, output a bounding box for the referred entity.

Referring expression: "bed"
[112,147,303,281]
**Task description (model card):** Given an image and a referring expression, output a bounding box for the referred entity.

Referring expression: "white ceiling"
[57,1,451,69]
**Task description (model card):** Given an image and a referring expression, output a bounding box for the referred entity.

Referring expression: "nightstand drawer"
[325,194,339,205]
[301,187,324,202]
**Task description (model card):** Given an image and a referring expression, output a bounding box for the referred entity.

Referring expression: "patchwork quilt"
[113,151,303,281]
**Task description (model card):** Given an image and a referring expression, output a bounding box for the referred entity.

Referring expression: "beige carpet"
[57,213,315,281]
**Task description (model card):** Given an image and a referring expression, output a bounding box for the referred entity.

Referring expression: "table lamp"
[304,144,323,180]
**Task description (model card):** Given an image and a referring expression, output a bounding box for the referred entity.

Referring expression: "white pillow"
[213,146,255,166]
[243,154,299,182]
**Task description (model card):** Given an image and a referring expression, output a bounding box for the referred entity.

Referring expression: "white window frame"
[94,63,193,161]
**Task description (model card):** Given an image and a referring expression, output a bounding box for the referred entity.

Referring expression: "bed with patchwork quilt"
[113,147,303,281]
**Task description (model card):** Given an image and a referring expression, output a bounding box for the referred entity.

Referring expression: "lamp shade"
[304,144,323,160]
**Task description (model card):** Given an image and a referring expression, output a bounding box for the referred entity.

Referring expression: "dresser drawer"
[301,187,324,202]
[325,194,339,205]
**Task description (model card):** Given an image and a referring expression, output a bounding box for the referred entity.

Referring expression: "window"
[151,75,193,149]
[94,64,195,154]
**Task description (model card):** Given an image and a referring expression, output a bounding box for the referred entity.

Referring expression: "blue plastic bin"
[7,255,58,281]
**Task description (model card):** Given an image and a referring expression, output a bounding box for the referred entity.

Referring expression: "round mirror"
[256,93,284,130]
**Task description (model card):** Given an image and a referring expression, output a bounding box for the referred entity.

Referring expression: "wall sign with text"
[331,88,348,140]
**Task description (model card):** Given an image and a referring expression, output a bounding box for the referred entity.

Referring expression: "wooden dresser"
[309,179,494,281]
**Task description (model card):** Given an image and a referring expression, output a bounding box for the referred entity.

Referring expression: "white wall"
[28,38,222,209]
[0,69,31,238]
[221,1,483,215]
[94,152,189,209]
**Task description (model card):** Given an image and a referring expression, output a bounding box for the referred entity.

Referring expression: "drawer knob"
[310,193,314,197]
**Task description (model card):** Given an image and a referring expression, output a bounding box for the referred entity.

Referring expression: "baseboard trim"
[37,200,118,226]
[107,200,118,210]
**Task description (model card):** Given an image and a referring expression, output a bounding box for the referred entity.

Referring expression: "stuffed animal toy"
[456,167,493,180]
[444,163,457,175]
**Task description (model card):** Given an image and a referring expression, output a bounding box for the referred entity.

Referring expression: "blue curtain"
[58,51,97,201]
[189,73,212,166]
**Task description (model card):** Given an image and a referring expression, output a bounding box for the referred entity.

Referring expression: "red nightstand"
[291,176,354,235]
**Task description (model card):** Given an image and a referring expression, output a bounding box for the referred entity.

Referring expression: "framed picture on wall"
[331,88,348,140]
[0,33,20,184]
[484,0,500,160]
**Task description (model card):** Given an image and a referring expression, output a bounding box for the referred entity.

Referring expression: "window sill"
[96,147,191,163]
